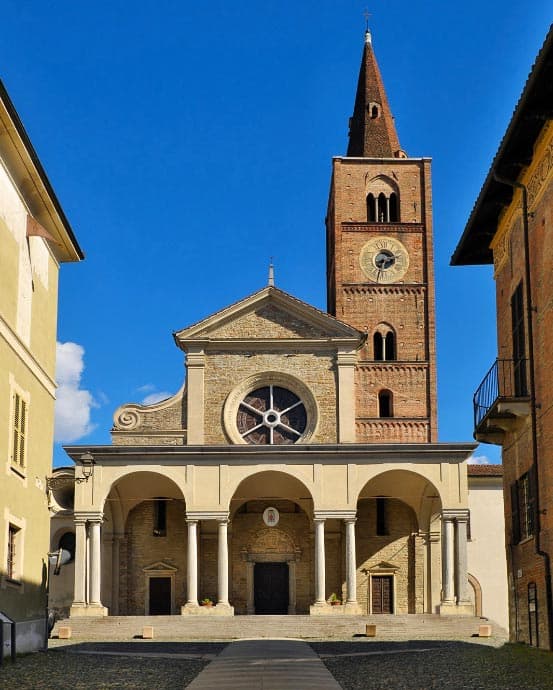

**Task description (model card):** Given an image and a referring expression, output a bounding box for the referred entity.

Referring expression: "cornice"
[63,442,477,465]
[0,311,56,397]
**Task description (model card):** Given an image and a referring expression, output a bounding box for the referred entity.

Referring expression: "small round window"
[237,385,307,445]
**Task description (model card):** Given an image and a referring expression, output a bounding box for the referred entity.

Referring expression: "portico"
[63,444,475,618]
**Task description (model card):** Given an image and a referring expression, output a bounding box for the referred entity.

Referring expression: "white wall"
[467,476,509,631]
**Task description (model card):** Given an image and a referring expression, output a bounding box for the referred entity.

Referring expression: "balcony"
[473,359,531,444]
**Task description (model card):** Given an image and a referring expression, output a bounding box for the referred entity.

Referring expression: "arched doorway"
[357,470,442,614]
[104,471,187,615]
[229,471,314,614]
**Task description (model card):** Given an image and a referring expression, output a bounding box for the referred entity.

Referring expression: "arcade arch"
[229,471,314,614]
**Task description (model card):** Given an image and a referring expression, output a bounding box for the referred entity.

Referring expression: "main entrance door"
[372,575,393,614]
[149,576,171,615]
[254,562,289,614]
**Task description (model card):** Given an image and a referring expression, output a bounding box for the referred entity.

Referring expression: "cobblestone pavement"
[311,640,553,689]
[0,642,225,689]
[4,639,553,689]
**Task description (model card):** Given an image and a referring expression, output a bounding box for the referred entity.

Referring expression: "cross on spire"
[363,8,371,31]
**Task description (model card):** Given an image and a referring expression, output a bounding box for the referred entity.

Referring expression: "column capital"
[186,511,229,522]
[442,508,469,522]
[314,510,356,521]
[74,511,104,523]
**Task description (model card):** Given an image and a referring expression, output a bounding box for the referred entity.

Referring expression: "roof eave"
[0,79,84,262]
[451,24,553,267]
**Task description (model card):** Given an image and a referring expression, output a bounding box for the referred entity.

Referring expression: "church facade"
[52,30,484,620]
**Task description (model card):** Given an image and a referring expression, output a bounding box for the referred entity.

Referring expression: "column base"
[181,603,234,616]
[439,601,474,616]
[70,604,108,618]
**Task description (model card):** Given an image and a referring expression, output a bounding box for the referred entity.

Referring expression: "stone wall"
[123,499,188,615]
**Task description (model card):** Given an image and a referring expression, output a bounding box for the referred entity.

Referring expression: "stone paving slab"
[185,639,341,690]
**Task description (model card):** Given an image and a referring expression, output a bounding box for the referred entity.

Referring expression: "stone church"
[49,30,492,621]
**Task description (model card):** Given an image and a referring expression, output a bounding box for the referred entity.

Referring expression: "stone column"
[72,518,87,609]
[455,514,471,605]
[314,519,326,604]
[345,518,357,604]
[89,519,103,606]
[441,516,455,603]
[186,520,199,606]
[217,520,229,606]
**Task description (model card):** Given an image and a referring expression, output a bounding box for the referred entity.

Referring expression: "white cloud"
[468,454,491,465]
[137,384,156,394]
[54,342,97,443]
[141,391,172,405]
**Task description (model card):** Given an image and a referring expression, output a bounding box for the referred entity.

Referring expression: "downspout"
[494,172,553,649]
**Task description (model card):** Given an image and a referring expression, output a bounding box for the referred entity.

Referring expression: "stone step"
[52,615,508,642]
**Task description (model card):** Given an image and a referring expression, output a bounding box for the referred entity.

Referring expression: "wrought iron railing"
[473,358,528,429]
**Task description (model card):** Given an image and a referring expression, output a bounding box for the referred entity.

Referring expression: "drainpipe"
[494,172,553,649]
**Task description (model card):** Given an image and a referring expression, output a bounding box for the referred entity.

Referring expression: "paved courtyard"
[2,639,553,689]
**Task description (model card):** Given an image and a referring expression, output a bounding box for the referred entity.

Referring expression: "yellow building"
[0,80,82,654]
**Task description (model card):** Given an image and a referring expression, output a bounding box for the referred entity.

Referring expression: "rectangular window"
[511,468,536,543]
[376,498,388,536]
[11,392,27,468]
[511,282,528,396]
[153,498,167,537]
[7,524,20,580]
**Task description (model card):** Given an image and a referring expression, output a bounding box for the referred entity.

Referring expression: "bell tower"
[326,28,438,443]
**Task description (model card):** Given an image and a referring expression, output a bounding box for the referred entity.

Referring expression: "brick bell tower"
[326,28,438,443]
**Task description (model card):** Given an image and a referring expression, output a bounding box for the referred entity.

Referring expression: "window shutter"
[511,481,520,544]
[528,464,537,537]
[12,393,27,467]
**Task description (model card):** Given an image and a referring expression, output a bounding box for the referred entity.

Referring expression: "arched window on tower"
[373,325,396,361]
[378,193,387,222]
[374,332,384,361]
[371,105,379,119]
[385,331,396,360]
[366,193,376,222]
[365,176,400,223]
[378,390,393,418]
[389,193,399,222]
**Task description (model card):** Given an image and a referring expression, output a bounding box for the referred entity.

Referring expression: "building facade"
[0,81,83,654]
[51,30,507,625]
[452,25,553,648]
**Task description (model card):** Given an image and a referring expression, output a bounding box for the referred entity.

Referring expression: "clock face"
[359,237,409,283]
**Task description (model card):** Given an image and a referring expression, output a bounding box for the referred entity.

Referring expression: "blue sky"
[2,2,551,466]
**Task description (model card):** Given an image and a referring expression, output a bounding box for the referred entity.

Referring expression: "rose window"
[237,385,307,445]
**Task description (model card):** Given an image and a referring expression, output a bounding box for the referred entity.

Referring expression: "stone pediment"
[143,561,177,573]
[369,561,399,572]
[174,286,364,349]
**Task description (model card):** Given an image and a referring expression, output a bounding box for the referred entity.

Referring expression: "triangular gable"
[369,561,399,572]
[143,561,178,573]
[174,286,364,349]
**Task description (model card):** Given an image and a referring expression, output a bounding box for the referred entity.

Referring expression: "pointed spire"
[346,30,402,158]
[268,258,275,287]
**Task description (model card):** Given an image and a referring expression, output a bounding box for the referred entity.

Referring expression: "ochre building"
[0,81,83,654]
[52,30,502,623]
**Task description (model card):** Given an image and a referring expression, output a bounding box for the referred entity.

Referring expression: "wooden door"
[149,576,171,615]
[254,562,289,614]
[372,575,393,614]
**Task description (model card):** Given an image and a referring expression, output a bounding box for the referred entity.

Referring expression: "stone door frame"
[143,561,177,615]
[242,549,301,614]
[368,562,399,615]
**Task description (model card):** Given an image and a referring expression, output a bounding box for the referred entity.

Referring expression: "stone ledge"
[181,603,235,616]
